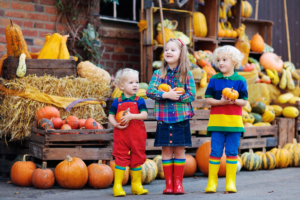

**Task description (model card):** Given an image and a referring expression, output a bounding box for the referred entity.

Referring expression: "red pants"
[112,98,147,168]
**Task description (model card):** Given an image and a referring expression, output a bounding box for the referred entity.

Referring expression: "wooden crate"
[29,121,113,163]
[276,117,295,147]
[2,56,77,80]
[143,99,278,157]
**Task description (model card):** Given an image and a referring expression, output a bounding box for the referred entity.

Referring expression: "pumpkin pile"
[35,106,106,139]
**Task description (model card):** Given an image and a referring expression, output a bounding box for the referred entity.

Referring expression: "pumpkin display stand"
[2,56,76,80]
[29,121,113,168]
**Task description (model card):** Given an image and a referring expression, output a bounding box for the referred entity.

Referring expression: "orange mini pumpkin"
[11,154,36,187]
[116,109,130,126]
[66,116,79,129]
[222,87,239,101]
[158,83,170,92]
[88,160,113,189]
[31,162,55,189]
[250,33,265,53]
[175,88,185,95]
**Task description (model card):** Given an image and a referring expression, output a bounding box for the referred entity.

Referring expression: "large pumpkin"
[55,155,88,189]
[283,139,300,167]
[156,28,175,44]
[88,160,113,189]
[270,147,290,168]
[38,118,54,130]
[255,149,276,170]
[5,19,31,59]
[241,149,261,171]
[141,159,157,184]
[196,141,227,177]
[153,155,164,179]
[193,12,207,37]
[11,154,36,187]
[66,116,79,129]
[184,155,197,177]
[250,33,264,53]
[36,107,60,122]
[110,160,129,185]
[259,52,283,72]
[31,162,55,189]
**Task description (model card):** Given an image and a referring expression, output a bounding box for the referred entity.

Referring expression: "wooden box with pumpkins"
[29,107,114,162]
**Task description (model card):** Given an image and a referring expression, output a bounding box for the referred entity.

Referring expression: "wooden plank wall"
[247,0,300,68]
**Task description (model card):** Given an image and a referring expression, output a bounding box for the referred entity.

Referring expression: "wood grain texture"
[276,117,295,148]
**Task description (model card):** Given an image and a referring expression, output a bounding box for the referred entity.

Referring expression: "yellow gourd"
[136,89,147,99]
[45,33,52,43]
[262,110,275,123]
[277,93,294,104]
[193,12,207,37]
[38,33,63,59]
[241,1,253,18]
[270,105,283,117]
[111,86,122,99]
[200,70,207,88]
[243,101,252,113]
[282,107,299,118]
[58,35,70,59]
[288,97,300,104]
[286,69,295,90]
[279,69,287,89]
[156,28,175,45]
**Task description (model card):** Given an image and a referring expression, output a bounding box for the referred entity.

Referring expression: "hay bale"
[0,75,111,141]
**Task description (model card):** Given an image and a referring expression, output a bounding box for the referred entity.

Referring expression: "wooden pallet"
[30,121,114,164]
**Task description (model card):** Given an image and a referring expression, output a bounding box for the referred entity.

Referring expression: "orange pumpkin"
[202,65,216,82]
[31,162,55,189]
[0,54,8,77]
[88,160,113,189]
[52,117,63,129]
[5,19,32,59]
[85,118,98,130]
[250,33,264,53]
[116,109,130,126]
[110,160,129,185]
[218,29,225,38]
[78,119,86,128]
[175,88,185,95]
[61,124,72,134]
[184,155,197,177]
[55,155,88,189]
[231,30,238,38]
[259,52,283,72]
[222,87,239,101]
[158,83,170,92]
[66,116,79,129]
[36,107,60,122]
[11,154,36,187]
[224,29,232,38]
[196,141,227,176]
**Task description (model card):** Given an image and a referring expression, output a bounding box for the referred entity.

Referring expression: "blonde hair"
[212,45,244,69]
[161,38,190,84]
[114,68,139,87]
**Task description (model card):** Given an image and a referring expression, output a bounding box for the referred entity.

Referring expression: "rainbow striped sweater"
[205,71,248,136]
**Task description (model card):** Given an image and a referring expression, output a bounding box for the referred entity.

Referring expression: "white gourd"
[16,53,26,77]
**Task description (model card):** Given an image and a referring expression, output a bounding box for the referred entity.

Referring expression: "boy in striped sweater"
[204,46,248,193]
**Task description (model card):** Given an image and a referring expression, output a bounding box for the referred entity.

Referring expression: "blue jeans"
[210,131,241,157]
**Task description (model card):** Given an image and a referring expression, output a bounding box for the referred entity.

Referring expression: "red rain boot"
[162,162,174,194]
[174,164,185,194]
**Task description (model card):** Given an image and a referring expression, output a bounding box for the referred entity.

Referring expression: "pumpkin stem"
[10,19,13,26]
[98,160,102,165]
[293,138,297,144]
[66,155,72,162]
[249,149,253,154]
[263,148,266,154]
[123,108,130,116]
[42,162,47,169]
[22,154,27,162]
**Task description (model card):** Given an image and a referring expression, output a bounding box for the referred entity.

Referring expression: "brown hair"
[160,38,190,84]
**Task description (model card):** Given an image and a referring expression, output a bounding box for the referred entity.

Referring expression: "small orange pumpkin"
[158,83,170,92]
[78,119,86,128]
[11,154,36,187]
[66,116,79,129]
[224,29,232,38]
[222,87,239,101]
[52,117,63,129]
[218,29,225,38]
[31,162,55,189]
[88,160,113,189]
[116,109,130,126]
[85,118,98,130]
[61,124,72,134]
[175,88,185,95]
[55,155,88,189]
[250,33,265,53]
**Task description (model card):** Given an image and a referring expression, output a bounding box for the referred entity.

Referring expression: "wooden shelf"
[250,51,263,55]
[217,38,237,43]
[241,18,274,25]
[193,36,217,42]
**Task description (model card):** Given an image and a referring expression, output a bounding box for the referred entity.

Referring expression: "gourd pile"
[242,97,299,127]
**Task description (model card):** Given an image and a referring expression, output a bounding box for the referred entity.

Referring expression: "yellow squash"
[193,12,207,37]
[38,33,63,59]
[262,110,275,123]
[277,93,294,104]
[136,89,147,99]
[156,28,175,45]
[270,105,283,117]
[58,35,70,59]
[282,107,299,118]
